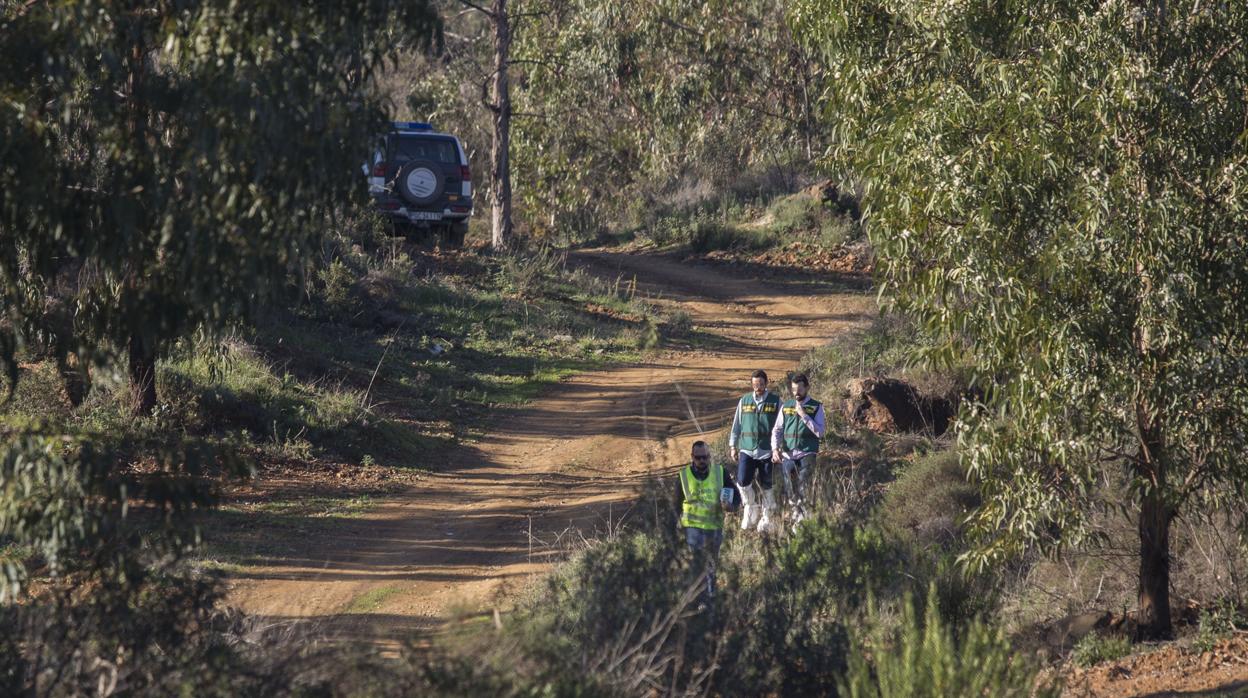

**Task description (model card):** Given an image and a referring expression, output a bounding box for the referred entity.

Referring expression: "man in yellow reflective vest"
[678,440,739,600]
[771,373,825,526]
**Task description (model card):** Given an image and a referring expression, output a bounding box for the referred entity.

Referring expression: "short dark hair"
[790,373,809,387]
[751,369,768,381]
[691,440,709,454]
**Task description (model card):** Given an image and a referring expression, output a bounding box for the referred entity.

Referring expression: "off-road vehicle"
[366,122,472,248]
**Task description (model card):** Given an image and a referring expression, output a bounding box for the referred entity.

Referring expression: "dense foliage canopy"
[795,0,1248,636]
[1,0,439,411]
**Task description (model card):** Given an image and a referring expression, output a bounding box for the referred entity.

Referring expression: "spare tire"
[396,159,444,206]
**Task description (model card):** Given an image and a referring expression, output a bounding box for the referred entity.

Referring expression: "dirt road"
[227,250,874,642]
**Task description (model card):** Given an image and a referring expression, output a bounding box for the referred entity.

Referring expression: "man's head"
[751,369,769,396]
[791,373,810,400]
[691,440,711,472]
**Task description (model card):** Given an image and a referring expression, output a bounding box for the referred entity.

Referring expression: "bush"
[663,310,693,338]
[502,523,722,696]
[763,191,861,247]
[766,192,823,234]
[1193,599,1243,654]
[717,522,903,696]
[842,586,1059,698]
[687,219,771,253]
[1070,631,1132,668]
[878,449,979,548]
[317,258,358,317]
[495,247,566,298]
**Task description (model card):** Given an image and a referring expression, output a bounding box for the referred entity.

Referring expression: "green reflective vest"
[737,392,780,452]
[781,398,823,453]
[679,464,725,531]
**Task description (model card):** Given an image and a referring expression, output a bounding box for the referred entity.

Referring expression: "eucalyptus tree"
[0,3,440,671]
[794,0,1248,638]
[511,0,827,238]
[415,0,829,243]
[457,0,516,250]
[0,0,439,415]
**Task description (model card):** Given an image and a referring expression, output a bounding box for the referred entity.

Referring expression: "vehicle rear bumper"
[373,201,473,224]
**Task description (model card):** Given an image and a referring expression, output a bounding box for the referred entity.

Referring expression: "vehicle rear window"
[390,136,459,165]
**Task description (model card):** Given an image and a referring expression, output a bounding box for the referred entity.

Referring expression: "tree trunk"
[128,332,157,416]
[489,0,513,250]
[1137,485,1173,639]
[1134,401,1173,640]
[126,30,156,415]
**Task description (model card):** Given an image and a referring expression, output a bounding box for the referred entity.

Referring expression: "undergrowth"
[628,184,863,255]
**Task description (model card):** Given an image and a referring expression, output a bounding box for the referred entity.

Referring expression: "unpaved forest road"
[227,250,874,644]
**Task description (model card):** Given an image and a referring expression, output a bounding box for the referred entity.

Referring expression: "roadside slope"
[226,250,874,640]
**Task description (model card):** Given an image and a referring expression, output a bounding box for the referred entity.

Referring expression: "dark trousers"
[685,527,723,600]
[737,452,773,489]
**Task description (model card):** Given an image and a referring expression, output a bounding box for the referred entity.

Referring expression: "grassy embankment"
[0,214,684,575]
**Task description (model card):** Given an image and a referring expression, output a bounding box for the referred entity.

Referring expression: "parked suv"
[366,122,472,248]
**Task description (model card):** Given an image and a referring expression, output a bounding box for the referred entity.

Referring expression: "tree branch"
[457,0,494,19]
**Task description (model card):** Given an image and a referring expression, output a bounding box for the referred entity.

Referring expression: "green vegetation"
[629,188,862,258]
[0,0,440,415]
[1193,600,1244,654]
[796,0,1248,639]
[1071,632,1133,669]
[878,449,979,548]
[843,587,1058,698]
[4,0,1248,693]
[345,585,405,614]
[414,1,829,243]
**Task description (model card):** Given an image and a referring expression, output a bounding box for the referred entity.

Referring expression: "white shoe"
[788,503,807,533]
[756,488,778,533]
[739,486,760,530]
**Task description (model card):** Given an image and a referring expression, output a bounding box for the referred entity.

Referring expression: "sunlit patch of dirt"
[1059,636,1248,697]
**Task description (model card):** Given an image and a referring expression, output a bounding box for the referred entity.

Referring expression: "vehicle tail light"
[379,201,400,210]
[460,165,471,181]
[451,205,470,213]
[371,163,388,177]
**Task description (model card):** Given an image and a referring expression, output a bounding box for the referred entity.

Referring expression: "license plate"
[408,211,442,221]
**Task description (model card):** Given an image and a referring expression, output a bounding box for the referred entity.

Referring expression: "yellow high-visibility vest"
[679,464,724,531]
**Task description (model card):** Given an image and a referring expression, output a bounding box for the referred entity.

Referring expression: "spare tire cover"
[397,159,444,205]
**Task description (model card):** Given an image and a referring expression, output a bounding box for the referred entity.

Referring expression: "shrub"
[495,247,565,298]
[764,191,862,247]
[663,310,693,338]
[766,192,823,234]
[841,586,1059,698]
[717,522,903,696]
[878,449,979,548]
[819,215,858,248]
[1070,631,1132,668]
[317,258,358,317]
[687,219,771,253]
[1193,599,1243,654]
[505,522,722,696]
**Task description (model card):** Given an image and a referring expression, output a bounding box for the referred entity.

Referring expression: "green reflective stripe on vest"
[679,465,724,530]
[738,392,780,452]
[782,398,822,453]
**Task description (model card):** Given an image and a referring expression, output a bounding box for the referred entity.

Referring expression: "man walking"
[729,369,781,532]
[772,373,825,525]
[677,440,737,601]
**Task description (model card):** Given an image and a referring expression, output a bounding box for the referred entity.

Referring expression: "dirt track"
[227,250,874,642]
